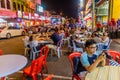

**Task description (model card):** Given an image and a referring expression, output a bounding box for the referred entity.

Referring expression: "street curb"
[113,40,120,45]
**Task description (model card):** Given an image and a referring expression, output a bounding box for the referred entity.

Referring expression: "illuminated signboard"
[23,12,29,19]
[36,5,43,13]
[17,11,22,18]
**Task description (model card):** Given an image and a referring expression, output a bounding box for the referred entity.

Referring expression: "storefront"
[96,1,109,25]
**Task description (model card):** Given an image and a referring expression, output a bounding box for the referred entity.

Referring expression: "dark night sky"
[41,0,79,19]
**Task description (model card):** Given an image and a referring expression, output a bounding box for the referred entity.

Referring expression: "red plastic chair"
[68,52,81,80]
[39,46,49,73]
[0,50,2,55]
[0,50,5,80]
[22,56,44,80]
[44,74,54,80]
[108,50,120,63]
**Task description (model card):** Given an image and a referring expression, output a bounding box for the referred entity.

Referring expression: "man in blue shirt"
[49,28,61,45]
[80,39,106,80]
[81,39,106,72]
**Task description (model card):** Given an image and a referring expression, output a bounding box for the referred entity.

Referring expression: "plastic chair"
[0,50,2,55]
[67,37,73,51]
[103,39,112,50]
[68,52,82,80]
[0,50,5,80]
[96,42,104,51]
[72,40,83,53]
[108,50,120,64]
[44,74,54,80]
[29,42,40,60]
[22,56,44,80]
[39,46,49,73]
[50,40,63,58]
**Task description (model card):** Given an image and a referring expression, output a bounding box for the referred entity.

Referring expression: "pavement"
[113,38,120,44]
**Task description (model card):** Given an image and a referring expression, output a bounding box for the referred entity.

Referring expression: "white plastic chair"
[72,40,84,53]
[96,42,104,51]
[96,39,112,51]
[67,37,73,50]
[29,42,40,60]
[22,39,30,56]
[103,39,112,50]
[48,40,63,58]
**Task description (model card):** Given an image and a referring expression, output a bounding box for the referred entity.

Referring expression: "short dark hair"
[49,28,56,32]
[29,35,33,41]
[85,39,96,48]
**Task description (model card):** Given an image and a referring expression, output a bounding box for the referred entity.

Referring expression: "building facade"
[0,0,12,10]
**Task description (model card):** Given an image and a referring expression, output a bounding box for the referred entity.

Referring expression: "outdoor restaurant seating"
[22,56,44,80]
[68,52,83,80]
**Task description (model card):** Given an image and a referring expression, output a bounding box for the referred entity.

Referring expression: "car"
[0,26,26,39]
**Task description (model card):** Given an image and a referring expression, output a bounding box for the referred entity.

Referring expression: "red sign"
[31,13,35,19]
[23,12,29,19]
[0,9,16,18]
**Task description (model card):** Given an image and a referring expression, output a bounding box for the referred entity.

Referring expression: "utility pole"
[92,0,95,32]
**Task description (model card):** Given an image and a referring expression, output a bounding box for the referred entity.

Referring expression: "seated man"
[49,28,62,45]
[80,39,106,80]
[46,28,62,56]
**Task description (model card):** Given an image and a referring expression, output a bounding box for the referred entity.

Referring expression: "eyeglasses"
[88,46,97,49]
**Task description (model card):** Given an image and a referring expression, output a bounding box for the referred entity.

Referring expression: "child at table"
[80,39,106,80]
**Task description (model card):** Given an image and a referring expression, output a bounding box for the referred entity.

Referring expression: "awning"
[0,9,17,18]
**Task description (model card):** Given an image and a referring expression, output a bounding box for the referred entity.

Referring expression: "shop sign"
[17,11,22,18]
[40,16,45,20]
[34,13,39,19]
[36,5,43,13]
[23,12,29,19]
[29,13,31,19]
[31,13,35,19]
[0,9,17,18]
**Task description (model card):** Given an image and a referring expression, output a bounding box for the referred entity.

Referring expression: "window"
[21,5,24,11]
[1,0,5,8]
[7,0,10,9]
[18,3,20,10]
[13,2,16,10]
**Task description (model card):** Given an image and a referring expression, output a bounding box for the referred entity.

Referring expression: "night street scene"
[0,0,120,80]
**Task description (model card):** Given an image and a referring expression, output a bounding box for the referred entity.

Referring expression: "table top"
[85,66,120,80]
[0,54,27,77]
[38,40,53,44]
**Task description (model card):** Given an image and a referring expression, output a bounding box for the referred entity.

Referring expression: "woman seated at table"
[80,39,106,80]
[29,35,41,50]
